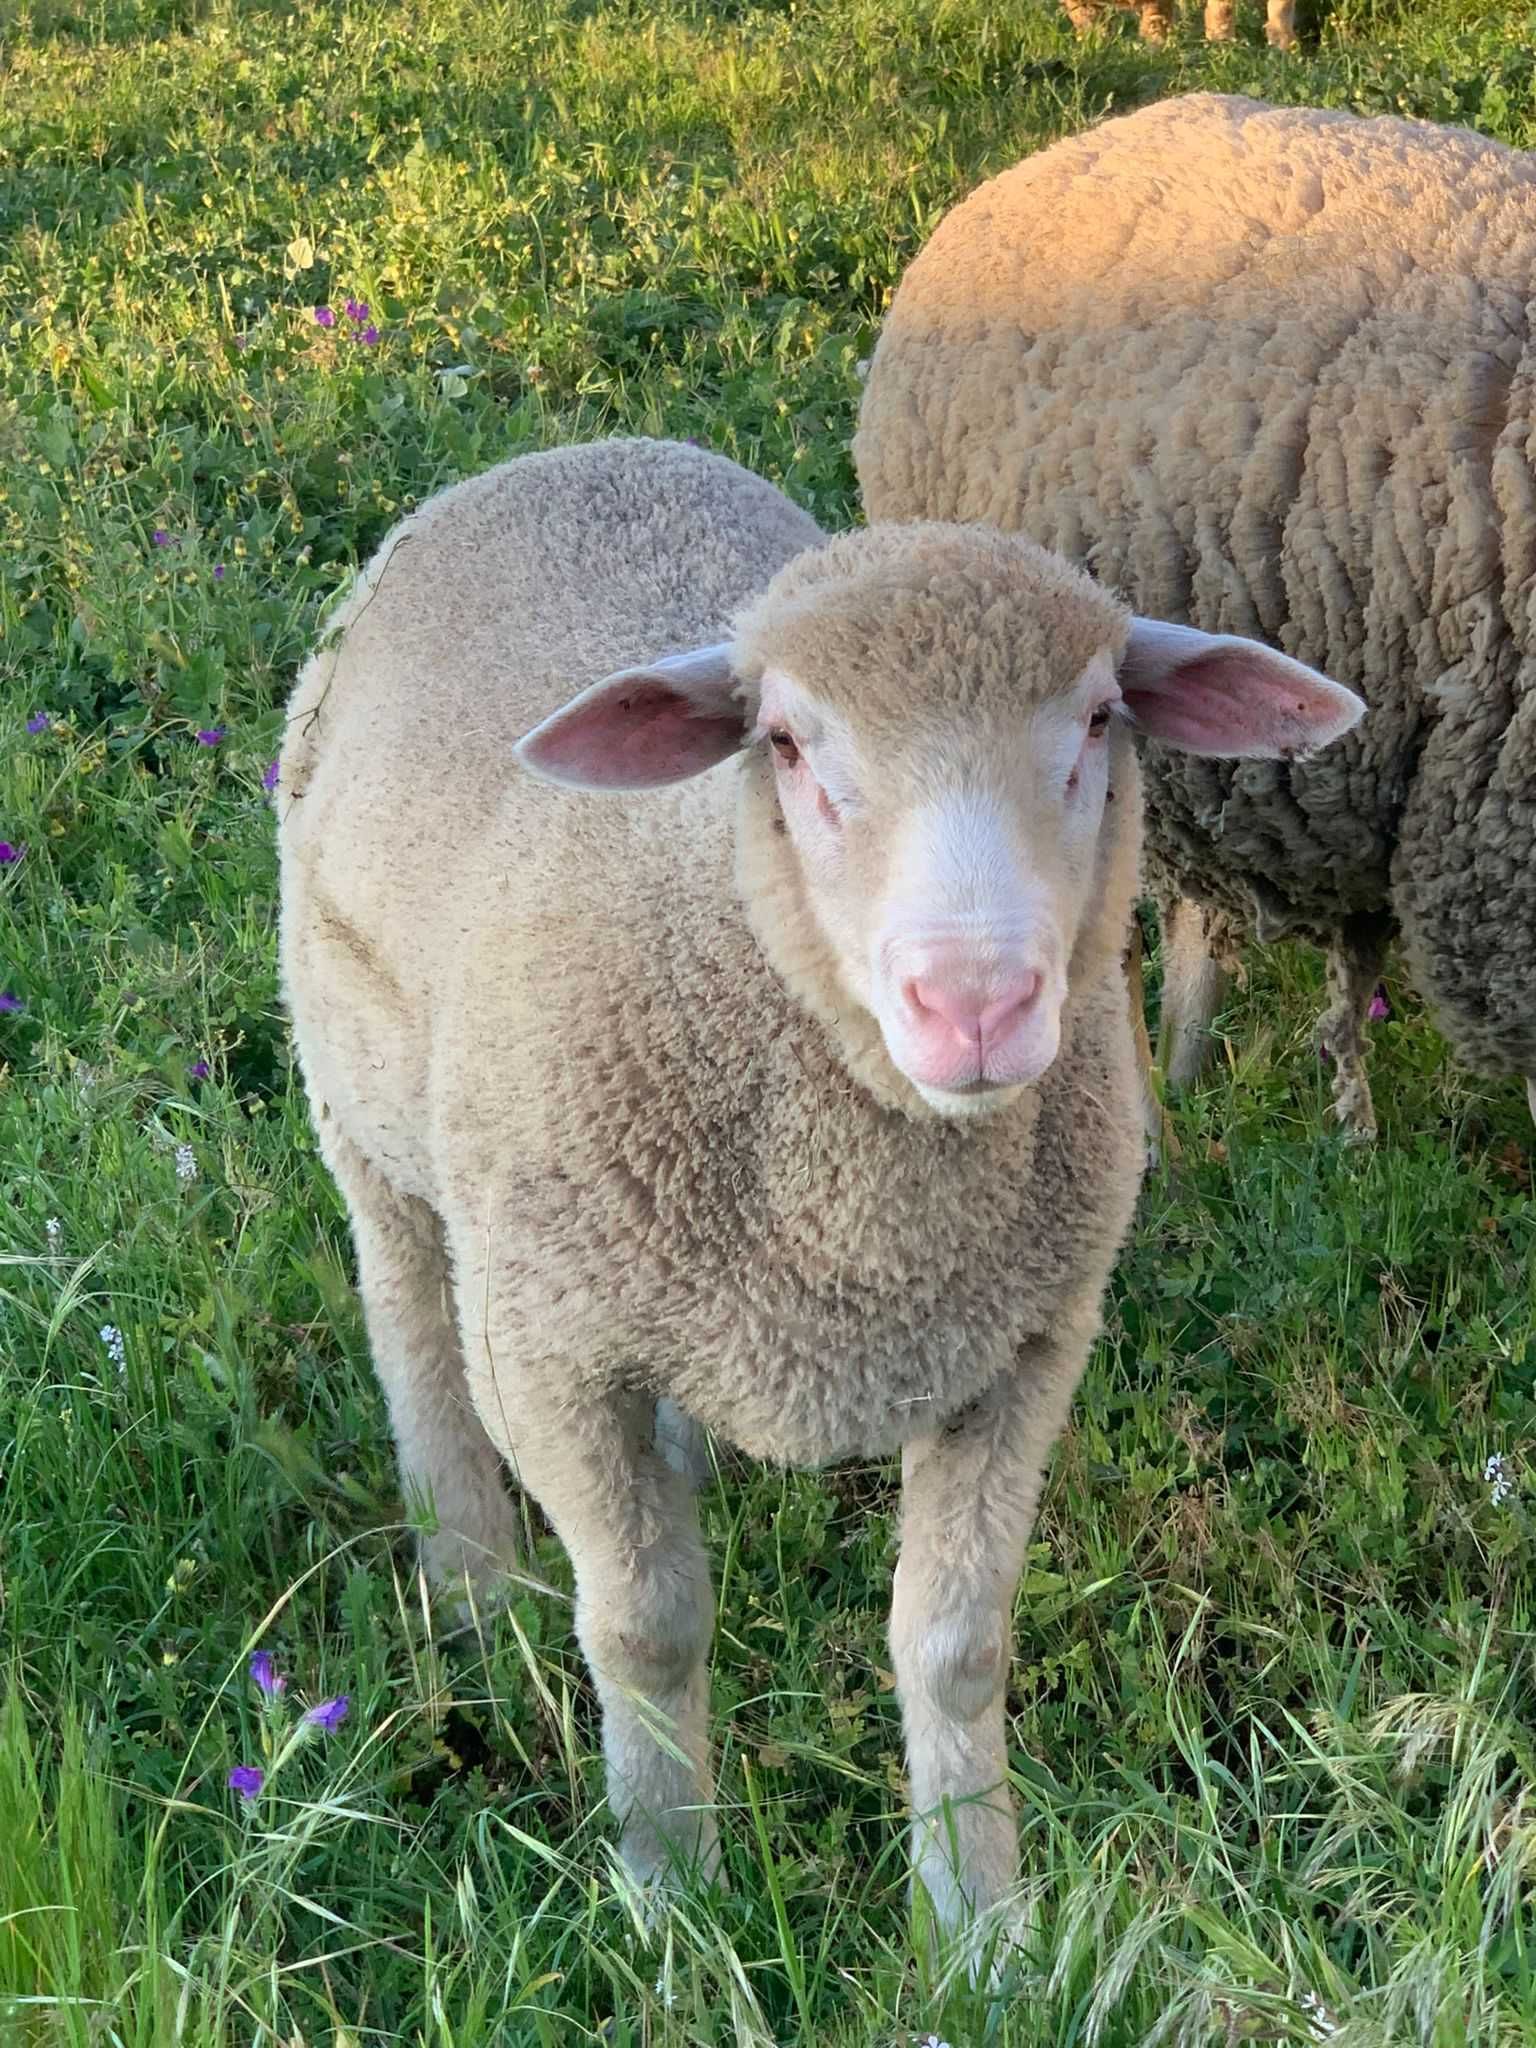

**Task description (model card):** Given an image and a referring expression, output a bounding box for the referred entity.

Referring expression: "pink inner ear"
[520,678,744,790]
[1121,635,1364,760]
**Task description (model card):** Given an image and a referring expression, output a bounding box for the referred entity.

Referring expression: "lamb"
[1062,0,1296,51]
[276,435,1361,1943]
[854,91,1536,1139]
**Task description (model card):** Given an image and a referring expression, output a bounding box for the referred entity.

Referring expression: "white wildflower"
[174,1142,198,1184]
[45,1216,60,1249]
[1485,1452,1514,1508]
[99,1324,126,1374]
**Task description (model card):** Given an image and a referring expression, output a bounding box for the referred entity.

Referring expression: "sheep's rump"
[855,92,1536,1074]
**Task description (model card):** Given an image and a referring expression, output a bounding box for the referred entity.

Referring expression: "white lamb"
[276,436,1361,1942]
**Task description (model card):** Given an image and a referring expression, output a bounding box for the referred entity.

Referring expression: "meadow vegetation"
[1,0,1534,2038]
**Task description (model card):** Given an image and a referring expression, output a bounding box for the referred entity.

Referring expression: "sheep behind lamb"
[854,92,1536,1138]
[277,436,1360,1943]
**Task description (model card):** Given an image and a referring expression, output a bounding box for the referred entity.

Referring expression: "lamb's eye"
[1088,704,1113,737]
[768,728,800,765]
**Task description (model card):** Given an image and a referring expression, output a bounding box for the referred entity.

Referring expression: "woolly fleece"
[278,437,1146,1473]
[854,92,1536,1084]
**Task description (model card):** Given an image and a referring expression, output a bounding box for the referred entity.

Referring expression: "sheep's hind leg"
[1126,914,1177,1168]
[1061,0,1106,31]
[1204,0,1236,35]
[892,1330,1087,1974]
[1315,912,1392,1143]
[327,1134,521,1599]
[1156,893,1232,1091]
[1137,0,1172,34]
[1265,0,1298,46]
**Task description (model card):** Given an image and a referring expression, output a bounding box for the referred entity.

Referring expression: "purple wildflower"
[152,529,175,547]
[26,713,49,734]
[249,1650,286,1697]
[314,306,336,329]
[303,1695,350,1732]
[344,298,370,324]
[0,993,23,1014]
[196,727,226,748]
[1367,984,1390,1022]
[213,564,226,582]
[227,1764,265,1801]
[0,842,23,864]
[262,758,280,793]
[357,325,379,346]
[189,1059,211,1080]
[1319,1042,1333,1064]
[234,333,249,350]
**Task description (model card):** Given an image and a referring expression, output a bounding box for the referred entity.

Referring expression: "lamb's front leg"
[890,1333,1088,1944]
[473,1371,719,1890]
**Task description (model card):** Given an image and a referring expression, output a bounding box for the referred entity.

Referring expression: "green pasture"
[1,0,1533,2038]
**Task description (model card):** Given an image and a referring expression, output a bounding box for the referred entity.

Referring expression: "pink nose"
[905,971,1043,1055]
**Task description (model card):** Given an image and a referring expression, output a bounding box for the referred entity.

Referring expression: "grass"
[2,0,1535,2038]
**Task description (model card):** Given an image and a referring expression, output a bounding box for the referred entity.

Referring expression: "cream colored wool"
[280,436,1359,1943]
[855,92,1536,1134]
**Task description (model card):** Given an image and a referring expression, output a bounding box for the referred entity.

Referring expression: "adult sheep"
[854,92,1536,1139]
[277,436,1360,1944]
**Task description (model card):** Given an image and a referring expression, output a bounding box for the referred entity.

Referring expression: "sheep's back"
[855,93,1536,942]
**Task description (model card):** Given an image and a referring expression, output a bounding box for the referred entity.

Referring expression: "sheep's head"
[515,523,1363,1119]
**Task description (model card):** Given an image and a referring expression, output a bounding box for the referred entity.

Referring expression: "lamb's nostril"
[978,971,1043,1040]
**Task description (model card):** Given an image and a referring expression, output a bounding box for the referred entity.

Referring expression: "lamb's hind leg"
[326,1133,521,1596]
[1315,912,1392,1142]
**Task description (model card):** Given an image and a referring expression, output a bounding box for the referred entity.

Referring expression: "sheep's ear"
[514,643,746,791]
[1119,619,1365,759]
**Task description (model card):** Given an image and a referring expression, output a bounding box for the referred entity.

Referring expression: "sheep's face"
[513,522,1364,1121]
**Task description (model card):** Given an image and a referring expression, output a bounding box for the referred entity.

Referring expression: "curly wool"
[855,92,1536,1082]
